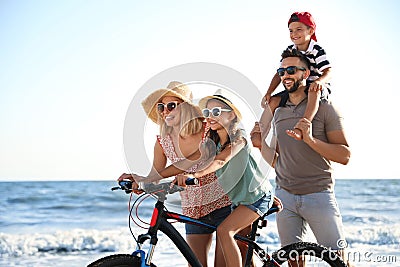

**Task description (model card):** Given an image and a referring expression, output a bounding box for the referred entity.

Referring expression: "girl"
[177,94,275,267]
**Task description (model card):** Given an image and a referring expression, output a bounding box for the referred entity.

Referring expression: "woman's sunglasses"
[202,107,231,118]
[157,101,179,113]
[277,66,306,76]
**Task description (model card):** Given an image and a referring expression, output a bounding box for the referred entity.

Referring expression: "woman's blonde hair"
[159,102,204,138]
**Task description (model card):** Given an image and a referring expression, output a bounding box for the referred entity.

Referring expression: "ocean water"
[0,179,399,267]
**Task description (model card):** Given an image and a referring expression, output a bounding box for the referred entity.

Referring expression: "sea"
[0,179,399,267]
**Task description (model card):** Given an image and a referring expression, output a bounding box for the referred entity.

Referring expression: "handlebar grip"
[185,177,198,185]
[172,177,198,186]
[118,180,133,192]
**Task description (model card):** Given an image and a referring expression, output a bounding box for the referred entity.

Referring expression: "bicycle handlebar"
[112,178,198,196]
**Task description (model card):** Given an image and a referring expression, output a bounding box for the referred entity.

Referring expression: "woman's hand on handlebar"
[117,173,143,194]
[117,173,146,183]
[173,174,195,187]
[117,173,134,182]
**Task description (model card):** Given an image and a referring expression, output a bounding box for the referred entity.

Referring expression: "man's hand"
[250,122,262,149]
[291,118,314,144]
[261,93,272,108]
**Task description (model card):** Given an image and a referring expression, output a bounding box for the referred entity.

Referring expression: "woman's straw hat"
[141,81,197,124]
[198,93,242,122]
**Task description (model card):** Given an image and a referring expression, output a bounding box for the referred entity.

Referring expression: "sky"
[1,0,399,181]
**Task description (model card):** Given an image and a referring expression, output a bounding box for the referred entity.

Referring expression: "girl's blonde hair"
[159,102,204,138]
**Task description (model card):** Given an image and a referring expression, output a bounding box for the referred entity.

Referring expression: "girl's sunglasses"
[202,107,231,118]
[277,66,306,76]
[157,101,179,113]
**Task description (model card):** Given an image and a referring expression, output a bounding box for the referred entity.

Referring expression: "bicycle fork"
[132,202,164,266]
[133,233,158,266]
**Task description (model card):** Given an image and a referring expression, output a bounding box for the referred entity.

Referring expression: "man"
[251,48,351,267]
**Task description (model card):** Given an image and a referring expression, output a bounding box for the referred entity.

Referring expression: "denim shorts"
[232,193,273,217]
[185,205,231,235]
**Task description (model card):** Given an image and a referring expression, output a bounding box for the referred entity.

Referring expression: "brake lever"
[111,180,134,194]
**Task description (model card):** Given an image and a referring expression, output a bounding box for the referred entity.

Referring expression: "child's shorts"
[232,193,273,217]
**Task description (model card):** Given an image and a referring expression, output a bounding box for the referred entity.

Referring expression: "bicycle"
[88,180,347,267]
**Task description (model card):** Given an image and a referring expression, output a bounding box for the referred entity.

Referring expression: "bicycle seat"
[264,202,280,217]
[256,203,281,229]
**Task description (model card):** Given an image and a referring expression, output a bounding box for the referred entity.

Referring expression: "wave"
[342,215,393,224]
[345,225,400,246]
[1,223,399,259]
[0,229,133,257]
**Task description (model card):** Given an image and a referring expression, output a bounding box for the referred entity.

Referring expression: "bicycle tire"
[271,242,347,267]
[87,254,157,267]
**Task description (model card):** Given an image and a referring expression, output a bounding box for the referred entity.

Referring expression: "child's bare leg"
[216,206,260,267]
[287,90,320,141]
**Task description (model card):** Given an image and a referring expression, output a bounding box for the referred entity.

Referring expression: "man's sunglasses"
[157,101,179,113]
[202,107,231,118]
[277,66,306,76]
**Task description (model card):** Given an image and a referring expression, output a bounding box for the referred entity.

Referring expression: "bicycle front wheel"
[87,254,157,267]
[272,242,347,267]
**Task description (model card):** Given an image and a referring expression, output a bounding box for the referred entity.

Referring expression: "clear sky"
[1,0,399,181]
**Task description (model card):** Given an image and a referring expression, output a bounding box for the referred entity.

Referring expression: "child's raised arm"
[262,72,281,107]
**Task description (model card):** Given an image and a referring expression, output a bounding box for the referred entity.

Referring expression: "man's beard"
[283,78,302,93]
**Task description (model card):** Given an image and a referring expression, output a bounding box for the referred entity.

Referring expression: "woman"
[177,93,275,267]
[119,81,231,267]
